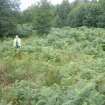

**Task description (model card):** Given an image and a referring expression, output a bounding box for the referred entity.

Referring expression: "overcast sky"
[20,0,75,10]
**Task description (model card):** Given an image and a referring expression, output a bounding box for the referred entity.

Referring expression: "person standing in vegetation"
[13,35,22,48]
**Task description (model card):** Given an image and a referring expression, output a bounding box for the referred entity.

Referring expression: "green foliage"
[16,24,33,37]
[45,69,61,86]
[0,0,20,37]
[82,3,100,27]
[97,12,105,28]
[1,0,105,38]
[67,4,85,27]
[68,3,101,27]
[54,0,71,27]
[1,27,105,105]
[33,0,53,35]
[18,0,105,33]
[99,0,105,10]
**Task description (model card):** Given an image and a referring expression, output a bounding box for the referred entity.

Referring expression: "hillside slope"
[0,27,105,105]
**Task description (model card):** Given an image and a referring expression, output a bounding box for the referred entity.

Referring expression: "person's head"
[16,35,19,39]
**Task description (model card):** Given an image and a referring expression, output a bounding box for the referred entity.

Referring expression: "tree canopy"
[0,0,20,37]
[1,0,105,37]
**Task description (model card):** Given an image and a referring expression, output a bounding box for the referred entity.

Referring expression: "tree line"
[1,0,105,37]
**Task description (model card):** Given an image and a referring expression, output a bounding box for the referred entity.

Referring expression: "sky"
[20,0,75,10]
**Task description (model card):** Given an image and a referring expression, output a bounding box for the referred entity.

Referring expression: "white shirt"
[13,38,21,47]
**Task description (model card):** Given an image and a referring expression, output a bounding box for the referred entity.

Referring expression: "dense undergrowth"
[0,27,105,105]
